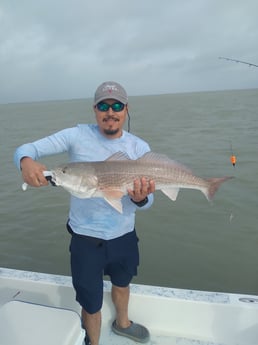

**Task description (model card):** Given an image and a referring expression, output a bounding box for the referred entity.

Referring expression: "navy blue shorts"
[68,225,139,314]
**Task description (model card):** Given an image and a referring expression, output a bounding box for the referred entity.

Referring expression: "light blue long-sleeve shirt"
[14,124,154,240]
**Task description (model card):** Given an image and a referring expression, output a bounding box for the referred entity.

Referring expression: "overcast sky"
[1,0,258,103]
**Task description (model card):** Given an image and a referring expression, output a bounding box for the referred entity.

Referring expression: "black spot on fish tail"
[206,176,234,200]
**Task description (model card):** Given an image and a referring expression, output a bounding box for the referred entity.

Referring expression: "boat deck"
[1,267,258,345]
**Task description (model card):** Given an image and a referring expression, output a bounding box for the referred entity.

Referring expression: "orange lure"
[230,155,236,167]
[230,143,237,167]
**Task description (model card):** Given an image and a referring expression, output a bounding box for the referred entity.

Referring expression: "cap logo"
[102,85,118,93]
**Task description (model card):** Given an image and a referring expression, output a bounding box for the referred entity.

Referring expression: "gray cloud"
[0,0,257,103]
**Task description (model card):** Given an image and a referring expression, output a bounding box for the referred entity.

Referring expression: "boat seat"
[0,300,84,345]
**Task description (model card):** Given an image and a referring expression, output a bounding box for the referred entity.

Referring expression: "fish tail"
[205,176,234,201]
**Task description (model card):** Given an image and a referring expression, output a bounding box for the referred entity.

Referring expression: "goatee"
[103,128,120,136]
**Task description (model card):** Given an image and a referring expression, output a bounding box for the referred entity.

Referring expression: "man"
[14,81,155,345]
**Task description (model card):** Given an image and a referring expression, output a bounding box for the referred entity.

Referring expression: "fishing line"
[127,111,131,132]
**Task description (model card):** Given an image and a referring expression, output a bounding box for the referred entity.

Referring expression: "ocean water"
[0,88,257,294]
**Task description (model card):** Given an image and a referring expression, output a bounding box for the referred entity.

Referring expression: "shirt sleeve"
[13,127,78,170]
[133,193,154,210]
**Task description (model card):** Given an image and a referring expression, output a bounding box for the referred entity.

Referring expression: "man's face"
[94,99,128,138]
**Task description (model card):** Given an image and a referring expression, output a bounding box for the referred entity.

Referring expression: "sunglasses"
[96,101,125,112]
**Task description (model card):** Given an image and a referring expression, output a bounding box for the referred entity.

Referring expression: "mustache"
[103,115,120,122]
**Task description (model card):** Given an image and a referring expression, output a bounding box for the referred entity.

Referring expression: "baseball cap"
[94,81,128,105]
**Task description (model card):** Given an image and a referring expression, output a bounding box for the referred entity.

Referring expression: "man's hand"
[127,177,155,203]
[20,157,48,187]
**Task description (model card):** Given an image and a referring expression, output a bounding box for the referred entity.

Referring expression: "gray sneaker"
[112,320,150,343]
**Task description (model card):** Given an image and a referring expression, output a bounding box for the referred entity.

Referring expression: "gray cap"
[94,81,128,105]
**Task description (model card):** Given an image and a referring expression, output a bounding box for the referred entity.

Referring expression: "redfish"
[50,152,233,213]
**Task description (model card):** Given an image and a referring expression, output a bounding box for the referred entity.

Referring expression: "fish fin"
[102,189,124,213]
[161,188,180,201]
[205,176,234,200]
[139,152,193,174]
[104,196,123,213]
[106,152,130,161]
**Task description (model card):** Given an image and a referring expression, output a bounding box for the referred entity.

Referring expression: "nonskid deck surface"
[100,325,226,345]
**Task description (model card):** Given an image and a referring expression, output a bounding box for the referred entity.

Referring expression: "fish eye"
[62,167,67,174]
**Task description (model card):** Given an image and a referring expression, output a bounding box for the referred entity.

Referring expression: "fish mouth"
[47,171,57,186]
[42,170,57,186]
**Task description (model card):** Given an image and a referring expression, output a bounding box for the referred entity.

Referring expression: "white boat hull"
[0,267,258,345]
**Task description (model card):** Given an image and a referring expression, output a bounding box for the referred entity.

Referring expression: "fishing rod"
[218,57,258,68]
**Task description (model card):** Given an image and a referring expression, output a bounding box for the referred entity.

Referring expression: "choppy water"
[1,88,257,294]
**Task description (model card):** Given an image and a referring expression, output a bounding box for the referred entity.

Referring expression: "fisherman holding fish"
[14,81,155,345]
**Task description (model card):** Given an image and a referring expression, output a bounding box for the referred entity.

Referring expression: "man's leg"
[82,308,101,345]
[111,285,131,328]
[111,284,150,343]
[69,231,106,345]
